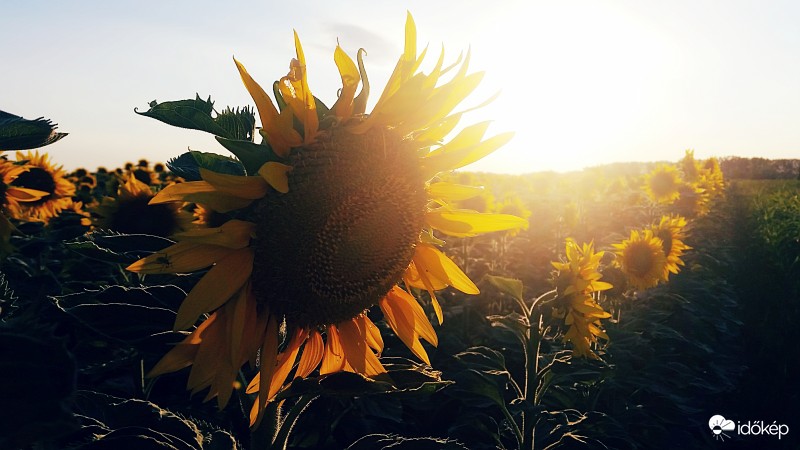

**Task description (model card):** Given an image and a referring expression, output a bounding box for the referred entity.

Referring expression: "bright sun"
[452,1,680,173]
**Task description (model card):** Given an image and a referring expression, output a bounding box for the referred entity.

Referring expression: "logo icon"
[709,415,736,441]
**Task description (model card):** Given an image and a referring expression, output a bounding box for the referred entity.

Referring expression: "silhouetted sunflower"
[92,176,192,236]
[127,13,526,426]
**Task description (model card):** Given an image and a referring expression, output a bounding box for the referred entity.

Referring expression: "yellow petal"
[320,324,346,375]
[278,32,318,143]
[268,328,307,399]
[182,191,254,213]
[150,181,216,204]
[337,318,386,376]
[296,330,324,379]
[200,168,268,200]
[258,162,292,194]
[426,182,484,202]
[379,289,430,365]
[172,220,255,249]
[174,248,254,330]
[426,209,528,237]
[126,241,234,274]
[8,186,49,202]
[414,244,479,294]
[234,57,301,157]
[331,44,360,118]
[422,132,514,176]
[358,315,384,353]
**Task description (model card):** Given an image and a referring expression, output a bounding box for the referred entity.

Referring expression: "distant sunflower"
[699,157,724,197]
[0,158,48,218]
[679,149,701,182]
[612,229,668,290]
[128,13,526,426]
[644,164,682,204]
[92,176,192,236]
[551,239,613,358]
[672,182,709,218]
[11,151,75,223]
[649,215,691,276]
[0,159,49,251]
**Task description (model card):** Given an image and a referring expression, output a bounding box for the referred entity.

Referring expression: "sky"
[2,0,799,174]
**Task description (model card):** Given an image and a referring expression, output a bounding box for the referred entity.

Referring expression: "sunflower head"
[644,164,683,204]
[649,214,691,275]
[10,151,75,223]
[550,239,612,358]
[92,176,192,236]
[127,13,526,425]
[612,229,669,290]
[679,149,701,182]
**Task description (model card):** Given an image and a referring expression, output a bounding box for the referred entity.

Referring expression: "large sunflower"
[128,13,527,426]
[612,229,668,290]
[91,176,193,236]
[11,151,75,223]
[649,214,691,276]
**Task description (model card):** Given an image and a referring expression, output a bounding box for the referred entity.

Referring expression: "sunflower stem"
[251,402,281,450]
[271,394,318,450]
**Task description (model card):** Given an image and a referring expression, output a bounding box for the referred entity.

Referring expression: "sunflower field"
[2,14,799,450]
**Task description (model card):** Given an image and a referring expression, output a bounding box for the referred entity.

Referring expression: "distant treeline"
[718,156,800,180]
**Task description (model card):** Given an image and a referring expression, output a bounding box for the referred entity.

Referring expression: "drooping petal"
[268,328,307,399]
[413,244,479,294]
[296,330,324,379]
[174,247,254,330]
[127,241,234,274]
[320,325,346,375]
[337,318,386,376]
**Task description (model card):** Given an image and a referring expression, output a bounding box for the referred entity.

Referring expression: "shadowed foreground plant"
[128,12,526,448]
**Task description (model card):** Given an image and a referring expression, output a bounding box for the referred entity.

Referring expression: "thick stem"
[271,395,318,450]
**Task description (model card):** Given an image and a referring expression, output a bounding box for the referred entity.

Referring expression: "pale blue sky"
[3,0,799,173]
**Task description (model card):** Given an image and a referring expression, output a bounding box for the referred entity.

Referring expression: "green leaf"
[54,285,187,342]
[66,231,174,264]
[166,151,245,181]
[72,391,203,450]
[0,110,67,150]
[215,136,284,175]
[484,274,524,302]
[347,434,469,450]
[135,94,253,140]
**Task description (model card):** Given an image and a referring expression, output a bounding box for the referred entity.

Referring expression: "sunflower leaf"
[483,275,524,302]
[135,94,254,141]
[166,151,245,181]
[215,136,285,175]
[0,110,68,151]
[66,231,174,264]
